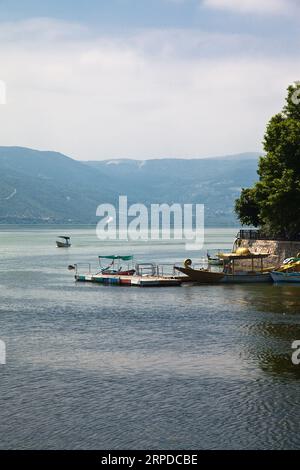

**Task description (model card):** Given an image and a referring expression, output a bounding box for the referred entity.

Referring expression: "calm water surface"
[0,227,300,450]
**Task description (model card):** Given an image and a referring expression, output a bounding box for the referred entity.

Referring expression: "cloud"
[202,0,296,15]
[0,18,299,160]
[0,17,87,42]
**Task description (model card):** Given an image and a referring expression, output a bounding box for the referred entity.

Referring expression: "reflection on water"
[257,352,300,379]
[219,285,300,381]
[0,227,300,449]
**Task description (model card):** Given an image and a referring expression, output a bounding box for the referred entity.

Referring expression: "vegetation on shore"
[235,83,300,240]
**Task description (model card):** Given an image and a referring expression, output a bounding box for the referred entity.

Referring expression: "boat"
[56,236,71,248]
[207,251,223,266]
[271,271,300,283]
[271,255,300,283]
[175,248,272,284]
[97,255,136,276]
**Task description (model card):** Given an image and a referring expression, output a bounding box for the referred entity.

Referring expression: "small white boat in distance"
[207,251,223,266]
[56,236,71,248]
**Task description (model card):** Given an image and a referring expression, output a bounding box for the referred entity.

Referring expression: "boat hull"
[176,266,272,284]
[271,272,300,283]
[56,241,71,248]
[222,273,272,283]
[176,266,225,283]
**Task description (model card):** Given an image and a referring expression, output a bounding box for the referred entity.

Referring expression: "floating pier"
[74,259,186,287]
[75,272,182,287]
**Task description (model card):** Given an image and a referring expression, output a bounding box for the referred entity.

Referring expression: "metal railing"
[237,229,300,241]
[238,230,262,240]
[74,263,92,275]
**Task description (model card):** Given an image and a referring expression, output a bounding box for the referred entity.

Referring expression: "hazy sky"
[0,0,300,160]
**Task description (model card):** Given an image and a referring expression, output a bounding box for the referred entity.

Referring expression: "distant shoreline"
[0,224,239,230]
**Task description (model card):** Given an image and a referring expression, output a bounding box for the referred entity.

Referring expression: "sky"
[0,0,300,160]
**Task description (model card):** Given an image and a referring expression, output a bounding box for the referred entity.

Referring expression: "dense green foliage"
[235,83,300,240]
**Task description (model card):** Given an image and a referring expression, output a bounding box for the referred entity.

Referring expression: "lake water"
[0,227,300,450]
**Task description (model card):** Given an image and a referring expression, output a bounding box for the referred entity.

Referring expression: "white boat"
[207,251,223,266]
[56,236,71,248]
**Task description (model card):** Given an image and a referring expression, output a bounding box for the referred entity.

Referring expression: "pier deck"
[75,273,182,287]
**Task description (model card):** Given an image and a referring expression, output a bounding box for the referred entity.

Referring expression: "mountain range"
[0,147,260,226]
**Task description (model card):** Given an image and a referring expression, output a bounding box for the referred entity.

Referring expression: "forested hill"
[0,147,260,225]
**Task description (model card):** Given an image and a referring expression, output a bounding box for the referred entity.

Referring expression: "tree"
[235,82,300,240]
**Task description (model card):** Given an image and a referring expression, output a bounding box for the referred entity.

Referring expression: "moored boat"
[175,249,272,284]
[271,271,300,283]
[176,266,271,283]
[271,255,300,283]
[98,255,136,276]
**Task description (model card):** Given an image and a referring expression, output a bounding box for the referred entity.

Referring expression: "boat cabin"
[219,250,269,274]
